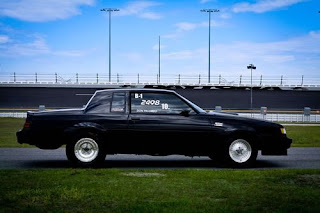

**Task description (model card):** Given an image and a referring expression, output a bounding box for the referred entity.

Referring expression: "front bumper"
[261,136,292,155]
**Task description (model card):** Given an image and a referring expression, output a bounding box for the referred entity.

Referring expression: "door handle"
[131,117,140,121]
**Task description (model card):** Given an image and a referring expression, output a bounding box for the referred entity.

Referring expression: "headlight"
[280,127,286,135]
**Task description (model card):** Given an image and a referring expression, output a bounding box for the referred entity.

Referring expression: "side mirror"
[180,110,190,117]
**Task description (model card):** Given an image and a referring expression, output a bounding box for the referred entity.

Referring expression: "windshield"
[176,93,206,114]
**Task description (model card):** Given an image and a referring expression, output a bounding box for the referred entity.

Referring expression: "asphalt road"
[0,148,319,169]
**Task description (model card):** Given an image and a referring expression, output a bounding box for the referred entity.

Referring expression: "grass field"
[0,117,32,148]
[0,169,319,212]
[286,126,320,147]
[0,117,320,147]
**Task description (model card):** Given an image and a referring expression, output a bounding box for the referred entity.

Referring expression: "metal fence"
[238,113,320,123]
[0,112,27,118]
[1,73,320,87]
[1,112,320,122]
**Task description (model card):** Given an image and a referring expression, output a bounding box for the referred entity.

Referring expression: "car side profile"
[17,89,292,167]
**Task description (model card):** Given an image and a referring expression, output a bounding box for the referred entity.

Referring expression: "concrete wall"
[0,87,319,110]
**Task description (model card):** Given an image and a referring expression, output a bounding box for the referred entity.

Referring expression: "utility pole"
[101,8,120,82]
[201,9,219,83]
[247,64,256,116]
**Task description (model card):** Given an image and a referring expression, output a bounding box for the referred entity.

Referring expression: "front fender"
[221,121,257,136]
[215,122,261,147]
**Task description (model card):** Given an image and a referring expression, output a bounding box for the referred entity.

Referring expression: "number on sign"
[161,103,169,110]
[135,93,143,99]
[141,100,160,106]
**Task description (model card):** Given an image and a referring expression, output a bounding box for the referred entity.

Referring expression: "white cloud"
[232,0,305,13]
[139,12,162,20]
[162,50,194,60]
[116,1,162,20]
[160,31,320,76]
[220,13,231,19]
[200,0,215,3]
[0,36,50,56]
[54,50,89,57]
[214,31,320,64]
[163,21,224,38]
[263,55,295,63]
[0,0,95,22]
[119,52,144,62]
[0,34,90,57]
[0,35,10,44]
[175,22,198,31]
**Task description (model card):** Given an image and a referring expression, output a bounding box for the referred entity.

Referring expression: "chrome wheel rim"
[74,138,99,163]
[229,139,252,163]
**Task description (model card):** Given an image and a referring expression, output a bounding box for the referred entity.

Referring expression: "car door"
[128,91,212,155]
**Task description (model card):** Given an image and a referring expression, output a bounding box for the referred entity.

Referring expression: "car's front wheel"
[66,133,106,167]
[211,137,258,167]
[228,139,256,165]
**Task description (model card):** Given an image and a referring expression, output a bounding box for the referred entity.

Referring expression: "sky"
[0,0,319,83]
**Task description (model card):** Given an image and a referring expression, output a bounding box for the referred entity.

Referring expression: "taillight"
[24,122,31,128]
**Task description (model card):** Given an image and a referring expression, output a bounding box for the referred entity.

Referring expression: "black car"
[17,89,292,167]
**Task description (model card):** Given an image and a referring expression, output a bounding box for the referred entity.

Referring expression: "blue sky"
[0,0,319,82]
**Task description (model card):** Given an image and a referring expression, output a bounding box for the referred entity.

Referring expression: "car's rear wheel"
[66,133,106,167]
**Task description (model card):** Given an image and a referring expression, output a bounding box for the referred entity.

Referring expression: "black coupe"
[17,89,292,167]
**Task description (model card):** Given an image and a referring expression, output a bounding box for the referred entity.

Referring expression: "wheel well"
[227,131,260,147]
[64,128,105,144]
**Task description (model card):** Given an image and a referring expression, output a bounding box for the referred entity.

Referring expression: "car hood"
[204,111,283,128]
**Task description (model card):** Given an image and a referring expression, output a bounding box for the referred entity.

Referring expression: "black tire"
[66,132,106,168]
[211,137,258,168]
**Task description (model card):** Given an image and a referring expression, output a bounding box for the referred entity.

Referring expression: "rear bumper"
[17,129,62,149]
[17,129,35,145]
[261,136,292,155]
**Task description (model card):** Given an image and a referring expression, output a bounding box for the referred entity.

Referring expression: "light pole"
[201,9,219,83]
[247,64,256,116]
[158,35,161,83]
[101,8,120,82]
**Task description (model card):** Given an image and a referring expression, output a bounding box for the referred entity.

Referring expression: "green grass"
[0,118,32,148]
[286,126,320,147]
[0,118,320,147]
[0,169,319,212]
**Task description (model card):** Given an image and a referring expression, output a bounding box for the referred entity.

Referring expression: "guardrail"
[238,113,320,123]
[1,112,320,122]
[0,112,27,118]
[1,73,320,87]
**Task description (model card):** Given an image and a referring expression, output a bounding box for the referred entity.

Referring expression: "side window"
[131,92,195,114]
[86,92,112,114]
[111,92,126,113]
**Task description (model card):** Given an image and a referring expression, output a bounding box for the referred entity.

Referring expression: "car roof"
[95,88,175,94]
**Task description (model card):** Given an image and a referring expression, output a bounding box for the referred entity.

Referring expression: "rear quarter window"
[86,92,112,114]
[111,92,126,113]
